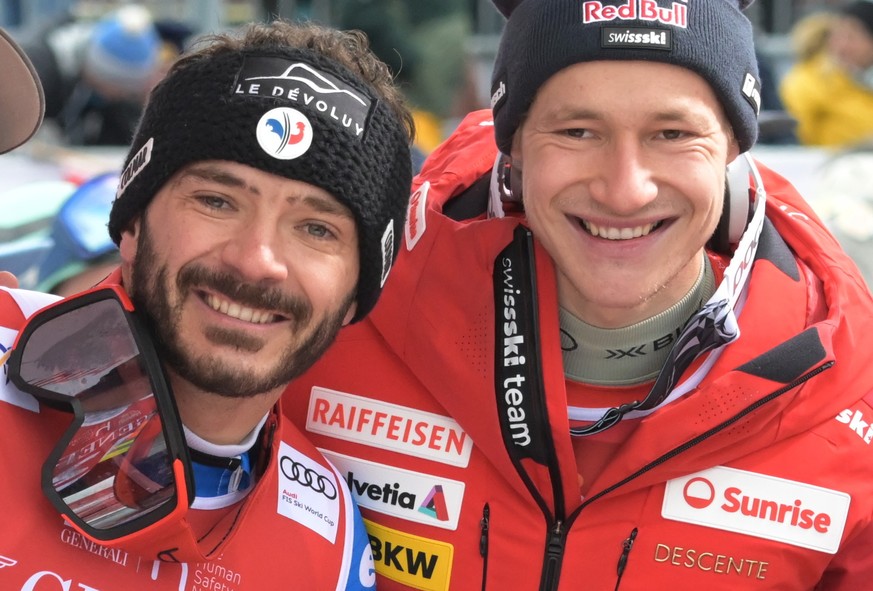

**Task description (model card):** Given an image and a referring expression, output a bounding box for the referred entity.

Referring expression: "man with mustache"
[0,19,412,590]
[286,0,873,589]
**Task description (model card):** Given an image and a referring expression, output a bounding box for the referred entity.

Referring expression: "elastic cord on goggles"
[6,285,211,562]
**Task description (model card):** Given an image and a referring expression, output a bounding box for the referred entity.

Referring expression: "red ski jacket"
[285,110,873,590]
[0,283,375,591]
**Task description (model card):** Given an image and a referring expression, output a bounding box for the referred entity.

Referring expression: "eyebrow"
[177,166,261,195]
[296,194,355,220]
[542,106,601,122]
[544,105,716,128]
[650,108,714,128]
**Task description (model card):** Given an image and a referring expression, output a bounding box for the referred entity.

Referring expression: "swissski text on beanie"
[108,45,412,322]
[490,0,761,154]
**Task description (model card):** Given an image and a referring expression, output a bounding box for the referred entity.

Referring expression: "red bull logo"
[583,0,689,28]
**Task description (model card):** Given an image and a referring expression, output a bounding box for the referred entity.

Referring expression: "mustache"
[176,264,312,325]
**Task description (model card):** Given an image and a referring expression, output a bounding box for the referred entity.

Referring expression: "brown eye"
[564,128,590,139]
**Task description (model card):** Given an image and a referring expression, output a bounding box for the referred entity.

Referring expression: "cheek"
[519,183,551,229]
[518,158,572,213]
[295,255,359,308]
[693,177,726,234]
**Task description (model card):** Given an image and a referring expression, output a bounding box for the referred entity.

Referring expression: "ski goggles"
[6,284,207,562]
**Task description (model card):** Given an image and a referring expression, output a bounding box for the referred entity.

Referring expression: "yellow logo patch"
[365,519,454,591]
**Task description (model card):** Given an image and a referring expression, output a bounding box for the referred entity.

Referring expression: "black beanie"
[491,0,762,154]
[843,1,873,37]
[108,47,412,322]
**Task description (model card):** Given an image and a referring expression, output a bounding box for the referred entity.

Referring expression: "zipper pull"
[547,520,564,555]
[542,520,565,591]
[616,528,638,578]
[479,504,490,557]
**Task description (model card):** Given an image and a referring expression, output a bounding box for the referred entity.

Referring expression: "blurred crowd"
[0,3,191,294]
[15,4,192,146]
[4,0,873,292]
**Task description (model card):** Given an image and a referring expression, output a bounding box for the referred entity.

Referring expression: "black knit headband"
[109,47,412,321]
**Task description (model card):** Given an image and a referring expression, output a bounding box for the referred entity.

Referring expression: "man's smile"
[579,219,666,240]
[203,292,282,324]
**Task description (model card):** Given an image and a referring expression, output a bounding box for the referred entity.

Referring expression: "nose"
[587,138,658,214]
[220,219,289,284]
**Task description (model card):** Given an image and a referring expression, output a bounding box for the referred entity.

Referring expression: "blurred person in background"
[334,0,481,166]
[17,4,162,146]
[780,1,873,147]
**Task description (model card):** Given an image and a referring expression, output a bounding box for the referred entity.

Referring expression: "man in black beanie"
[0,19,413,588]
[286,1,873,589]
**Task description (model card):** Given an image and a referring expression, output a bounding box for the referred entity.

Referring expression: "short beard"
[129,219,354,398]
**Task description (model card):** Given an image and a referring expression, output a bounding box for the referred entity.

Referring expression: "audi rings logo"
[280,455,338,499]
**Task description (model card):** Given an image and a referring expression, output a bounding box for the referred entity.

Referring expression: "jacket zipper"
[540,520,566,591]
[520,230,570,591]
[548,362,833,590]
[480,503,490,591]
[500,229,569,591]
[614,528,638,591]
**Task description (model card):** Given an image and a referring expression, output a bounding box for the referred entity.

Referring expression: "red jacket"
[0,284,375,591]
[285,110,873,590]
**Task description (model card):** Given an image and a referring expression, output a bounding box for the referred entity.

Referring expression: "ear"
[727,132,741,164]
[118,217,141,267]
[342,302,358,326]
[508,134,525,202]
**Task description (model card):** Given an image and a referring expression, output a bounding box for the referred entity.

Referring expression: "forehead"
[531,60,726,120]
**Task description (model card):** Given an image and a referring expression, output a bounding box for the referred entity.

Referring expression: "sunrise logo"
[662,466,851,554]
[418,485,449,521]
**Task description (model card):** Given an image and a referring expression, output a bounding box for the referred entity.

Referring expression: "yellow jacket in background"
[780,53,873,147]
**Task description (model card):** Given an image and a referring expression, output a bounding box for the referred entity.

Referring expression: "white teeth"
[205,294,276,324]
[583,221,656,240]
